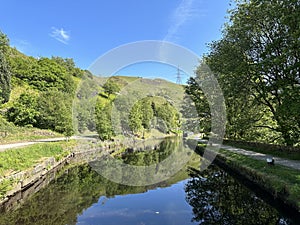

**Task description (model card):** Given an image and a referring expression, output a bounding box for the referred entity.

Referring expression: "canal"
[0,138,298,224]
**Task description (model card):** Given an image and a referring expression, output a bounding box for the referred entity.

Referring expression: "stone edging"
[196,146,300,215]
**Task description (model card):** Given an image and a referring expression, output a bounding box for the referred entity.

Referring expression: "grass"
[224,141,300,161]
[0,124,63,145]
[0,141,75,199]
[0,179,15,199]
[0,142,72,178]
[113,75,140,83]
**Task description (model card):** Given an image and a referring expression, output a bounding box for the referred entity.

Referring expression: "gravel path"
[221,144,300,171]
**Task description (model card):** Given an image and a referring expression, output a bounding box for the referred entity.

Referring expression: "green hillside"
[0,30,186,143]
[0,31,84,142]
[94,76,185,140]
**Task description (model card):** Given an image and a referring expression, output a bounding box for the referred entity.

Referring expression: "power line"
[176,66,183,85]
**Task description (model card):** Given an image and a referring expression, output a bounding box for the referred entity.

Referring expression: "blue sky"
[0,0,231,82]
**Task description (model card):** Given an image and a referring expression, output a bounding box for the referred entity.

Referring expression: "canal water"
[0,138,298,225]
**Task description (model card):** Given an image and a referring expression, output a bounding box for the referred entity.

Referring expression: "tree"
[129,102,143,133]
[6,92,39,126]
[74,73,99,133]
[9,55,76,94]
[51,56,84,78]
[95,100,114,141]
[140,99,154,129]
[156,102,180,132]
[202,0,300,145]
[0,31,11,104]
[128,97,180,135]
[37,58,76,94]
[36,90,74,136]
[102,80,120,96]
[185,77,211,134]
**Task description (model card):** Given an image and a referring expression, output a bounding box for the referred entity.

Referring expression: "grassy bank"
[0,141,75,199]
[0,118,63,145]
[197,144,300,211]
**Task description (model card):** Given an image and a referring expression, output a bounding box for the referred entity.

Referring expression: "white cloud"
[50,27,70,44]
[163,0,203,42]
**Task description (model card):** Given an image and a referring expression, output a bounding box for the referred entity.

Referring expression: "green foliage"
[36,57,76,93]
[129,96,180,135]
[73,73,102,133]
[0,31,11,104]
[95,97,114,140]
[36,90,74,137]
[51,56,84,78]
[95,77,182,140]
[6,91,39,126]
[9,54,76,94]
[187,0,300,146]
[0,31,86,137]
[184,76,211,134]
[0,142,67,177]
[129,102,143,133]
[102,79,120,96]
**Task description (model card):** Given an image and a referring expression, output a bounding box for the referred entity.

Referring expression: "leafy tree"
[51,56,84,78]
[74,73,100,133]
[0,31,11,103]
[128,97,180,134]
[129,102,143,133]
[102,80,120,96]
[6,92,39,126]
[95,79,122,140]
[140,98,154,129]
[9,55,76,94]
[95,101,114,141]
[185,77,211,134]
[36,90,74,136]
[156,102,180,132]
[194,0,300,145]
[180,93,201,133]
[36,58,76,94]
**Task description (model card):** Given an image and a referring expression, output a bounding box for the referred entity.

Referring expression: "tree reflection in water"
[185,165,294,225]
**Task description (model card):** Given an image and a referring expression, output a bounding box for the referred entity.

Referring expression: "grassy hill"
[0,43,186,143]
[94,75,186,140]
[0,30,187,142]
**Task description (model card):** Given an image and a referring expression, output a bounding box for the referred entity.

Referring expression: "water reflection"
[0,139,199,225]
[0,138,297,225]
[185,165,295,225]
[89,137,197,186]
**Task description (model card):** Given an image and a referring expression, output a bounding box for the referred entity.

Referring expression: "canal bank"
[0,137,298,225]
[1,136,300,221]
[195,143,300,216]
[0,136,171,210]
